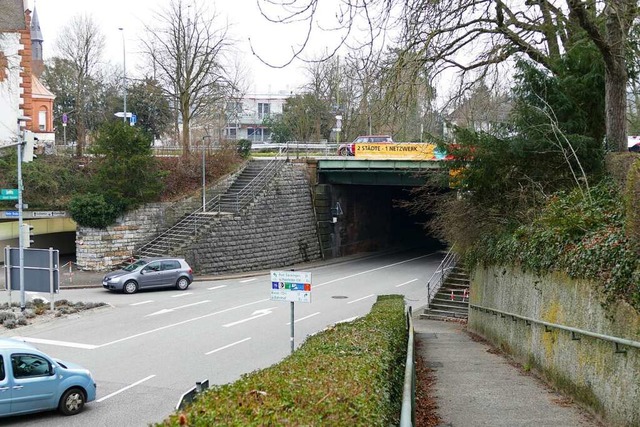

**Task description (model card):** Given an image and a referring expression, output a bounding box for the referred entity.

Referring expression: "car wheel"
[123,280,138,294]
[176,277,190,290]
[338,148,349,156]
[59,387,85,416]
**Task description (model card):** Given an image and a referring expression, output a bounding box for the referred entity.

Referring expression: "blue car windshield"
[122,260,147,272]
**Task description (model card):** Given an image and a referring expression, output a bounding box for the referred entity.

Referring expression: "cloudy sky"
[31,0,345,94]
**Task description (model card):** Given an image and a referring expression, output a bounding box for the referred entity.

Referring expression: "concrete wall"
[75,168,242,271]
[469,266,640,426]
[186,162,322,274]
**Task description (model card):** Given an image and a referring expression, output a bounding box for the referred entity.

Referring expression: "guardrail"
[400,306,416,427]
[470,304,640,353]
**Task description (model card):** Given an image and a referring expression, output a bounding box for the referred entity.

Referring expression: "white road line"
[171,292,193,298]
[315,253,434,288]
[130,300,154,306]
[286,312,320,325]
[347,294,376,304]
[205,337,252,355]
[96,375,156,403]
[207,285,227,290]
[12,337,98,350]
[395,279,418,288]
[98,298,270,348]
[239,278,256,283]
[146,300,210,317]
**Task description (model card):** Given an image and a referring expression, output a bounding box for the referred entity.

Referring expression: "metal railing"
[426,245,459,305]
[470,304,640,353]
[137,148,287,256]
[400,306,416,427]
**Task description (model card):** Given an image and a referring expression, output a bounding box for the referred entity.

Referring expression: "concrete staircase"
[421,265,470,321]
[136,157,286,258]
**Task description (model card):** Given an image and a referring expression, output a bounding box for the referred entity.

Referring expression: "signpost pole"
[4,246,10,307]
[290,301,295,354]
[17,140,25,312]
[49,247,54,311]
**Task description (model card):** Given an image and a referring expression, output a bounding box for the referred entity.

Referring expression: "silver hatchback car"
[102,258,194,294]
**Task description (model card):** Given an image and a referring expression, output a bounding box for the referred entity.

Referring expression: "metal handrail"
[426,245,458,305]
[400,306,415,427]
[138,148,287,255]
[470,304,640,351]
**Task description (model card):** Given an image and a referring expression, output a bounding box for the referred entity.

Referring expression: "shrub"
[159,295,407,426]
[237,139,252,158]
[69,193,121,229]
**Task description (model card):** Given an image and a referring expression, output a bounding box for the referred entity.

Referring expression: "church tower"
[30,3,44,77]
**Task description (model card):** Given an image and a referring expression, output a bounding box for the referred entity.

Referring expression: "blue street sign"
[5,211,19,217]
[130,114,137,125]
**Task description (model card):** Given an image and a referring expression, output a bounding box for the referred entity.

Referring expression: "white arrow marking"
[130,300,154,306]
[239,278,256,283]
[395,279,418,288]
[146,300,210,317]
[347,294,375,304]
[12,337,98,350]
[205,337,252,355]
[207,285,227,290]
[286,312,320,325]
[223,308,276,327]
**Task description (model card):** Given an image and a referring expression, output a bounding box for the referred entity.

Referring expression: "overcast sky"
[31,0,345,95]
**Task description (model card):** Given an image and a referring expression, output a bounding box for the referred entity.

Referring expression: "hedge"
[159,295,407,426]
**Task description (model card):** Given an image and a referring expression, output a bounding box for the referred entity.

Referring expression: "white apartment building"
[225,93,289,142]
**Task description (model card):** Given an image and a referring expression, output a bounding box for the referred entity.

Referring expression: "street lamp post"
[118,27,127,124]
[202,135,210,212]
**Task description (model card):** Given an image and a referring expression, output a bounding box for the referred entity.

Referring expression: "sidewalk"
[413,315,600,427]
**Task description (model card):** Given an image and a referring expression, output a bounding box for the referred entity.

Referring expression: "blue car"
[0,338,96,417]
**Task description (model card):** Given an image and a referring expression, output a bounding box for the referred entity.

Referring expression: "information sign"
[0,189,19,201]
[270,270,312,303]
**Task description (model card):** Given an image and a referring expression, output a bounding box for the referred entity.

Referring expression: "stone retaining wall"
[75,167,243,271]
[186,161,322,274]
[469,266,640,426]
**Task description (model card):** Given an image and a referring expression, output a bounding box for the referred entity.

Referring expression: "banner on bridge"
[354,143,446,160]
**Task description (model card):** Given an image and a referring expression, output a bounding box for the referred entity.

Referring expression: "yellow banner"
[354,143,441,160]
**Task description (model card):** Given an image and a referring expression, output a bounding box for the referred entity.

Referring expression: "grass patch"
[159,295,407,427]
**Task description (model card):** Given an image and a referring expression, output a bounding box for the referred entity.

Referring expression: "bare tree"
[260,0,639,152]
[142,0,230,154]
[55,14,105,156]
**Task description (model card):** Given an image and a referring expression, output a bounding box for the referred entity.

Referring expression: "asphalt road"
[0,249,443,426]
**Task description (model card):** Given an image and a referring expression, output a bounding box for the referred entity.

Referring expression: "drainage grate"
[332,296,348,299]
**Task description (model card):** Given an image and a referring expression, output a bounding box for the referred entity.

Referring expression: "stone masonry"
[185,161,322,274]
[75,167,243,270]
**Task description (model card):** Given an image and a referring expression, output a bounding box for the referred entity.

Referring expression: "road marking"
[223,308,276,328]
[98,298,270,348]
[171,292,193,298]
[205,337,251,355]
[146,300,210,317]
[395,279,418,288]
[239,278,256,283]
[130,300,154,306]
[347,294,375,304]
[315,253,434,288]
[286,312,320,325]
[11,337,98,350]
[207,285,227,290]
[96,375,156,403]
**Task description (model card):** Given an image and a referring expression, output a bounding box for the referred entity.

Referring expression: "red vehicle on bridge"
[337,135,394,156]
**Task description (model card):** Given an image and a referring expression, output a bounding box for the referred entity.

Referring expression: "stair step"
[431,298,469,307]
[422,308,468,319]
[429,303,469,312]
[419,313,467,322]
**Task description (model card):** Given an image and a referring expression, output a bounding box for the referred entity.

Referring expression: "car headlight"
[107,277,121,283]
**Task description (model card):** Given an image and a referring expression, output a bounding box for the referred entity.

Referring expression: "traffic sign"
[270,270,312,303]
[0,189,18,200]
[4,211,19,217]
[130,114,137,125]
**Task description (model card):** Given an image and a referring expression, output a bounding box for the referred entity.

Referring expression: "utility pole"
[119,27,127,124]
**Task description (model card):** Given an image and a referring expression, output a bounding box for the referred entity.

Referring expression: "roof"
[32,74,54,99]
[0,0,26,32]
[30,4,43,41]
[0,337,36,350]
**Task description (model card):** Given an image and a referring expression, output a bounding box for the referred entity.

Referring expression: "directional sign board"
[0,189,19,201]
[270,270,312,303]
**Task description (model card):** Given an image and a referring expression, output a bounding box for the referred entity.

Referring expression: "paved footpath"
[414,316,601,427]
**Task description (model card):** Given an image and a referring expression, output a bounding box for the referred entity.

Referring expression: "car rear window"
[162,260,181,271]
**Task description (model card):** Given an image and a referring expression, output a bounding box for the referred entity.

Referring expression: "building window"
[247,127,264,142]
[226,128,237,139]
[258,103,270,120]
[38,108,47,131]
